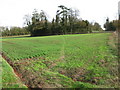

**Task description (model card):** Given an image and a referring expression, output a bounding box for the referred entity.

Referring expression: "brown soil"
[2,32,119,88]
[1,52,61,88]
[1,52,36,88]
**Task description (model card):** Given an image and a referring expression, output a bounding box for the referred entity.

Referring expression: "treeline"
[0,27,29,36]
[104,18,119,31]
[25,5,103,36]
[1,5,103,37]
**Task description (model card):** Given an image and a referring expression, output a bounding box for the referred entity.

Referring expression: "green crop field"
[1,33,118,88]
[1,56,27,88]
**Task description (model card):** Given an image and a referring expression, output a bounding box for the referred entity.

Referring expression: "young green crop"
[1,57,27,88]
[2,33,118,88]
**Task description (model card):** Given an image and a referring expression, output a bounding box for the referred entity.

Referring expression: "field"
[0,57,27,88]
[1,33,118,88]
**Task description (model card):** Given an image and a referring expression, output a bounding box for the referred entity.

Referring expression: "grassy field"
[1,33,118,88]
[0,56,27,88]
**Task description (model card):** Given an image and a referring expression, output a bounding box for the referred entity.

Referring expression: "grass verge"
[1,56,27,88]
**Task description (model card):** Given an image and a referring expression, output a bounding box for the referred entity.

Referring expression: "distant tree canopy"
[112,20,120,32]
[1,5,103,37]
[24,5,103,36]
[0,26,29,36]
[104,18,116,31]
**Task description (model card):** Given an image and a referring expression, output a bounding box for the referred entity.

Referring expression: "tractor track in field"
[1,52,101,88]
[1,52,69,88]
[2,41,16,44]
[2,52,54,88]
[1,32,119,88]
[1,52,32,89]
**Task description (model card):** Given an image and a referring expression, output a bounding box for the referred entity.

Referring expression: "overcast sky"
[0,0,119,28]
